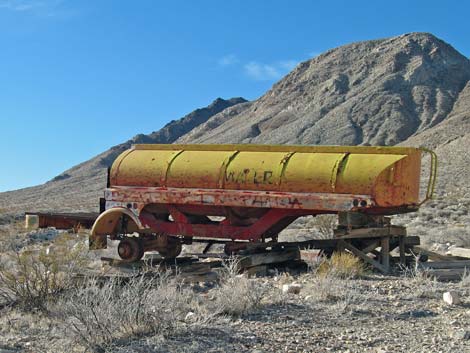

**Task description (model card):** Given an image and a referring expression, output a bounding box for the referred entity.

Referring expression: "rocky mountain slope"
[178,33,470,146]
[0,97,246,214]
[1,32,470,216]
[400,81,470,192]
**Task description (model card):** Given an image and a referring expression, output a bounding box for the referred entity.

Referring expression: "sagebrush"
[54,272,210,352]
[212,257,269,316]
[0,242,86,310]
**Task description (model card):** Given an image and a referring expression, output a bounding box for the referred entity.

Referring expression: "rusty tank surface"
[90,144,437,262]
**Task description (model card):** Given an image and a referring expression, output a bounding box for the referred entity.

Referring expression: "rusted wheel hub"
[118,237,144,262]
[158,239,182,259]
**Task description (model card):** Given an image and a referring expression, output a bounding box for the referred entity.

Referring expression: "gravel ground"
[1,271,469,353]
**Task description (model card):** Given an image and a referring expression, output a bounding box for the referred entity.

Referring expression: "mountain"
[1,32,470,218]
[0,97,247,214]
[399,81,470,199]
[178,33,470,146]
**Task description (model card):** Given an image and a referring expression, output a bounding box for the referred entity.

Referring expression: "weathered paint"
[90,144,435,250]
[104,187,373,213]
[25,212,98,230]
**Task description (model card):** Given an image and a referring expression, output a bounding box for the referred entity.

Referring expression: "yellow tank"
[109,144,436,210]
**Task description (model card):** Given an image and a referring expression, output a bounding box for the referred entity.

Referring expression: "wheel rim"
[118,238,143,261]
[159,241,182,259]
[118,241,133,259]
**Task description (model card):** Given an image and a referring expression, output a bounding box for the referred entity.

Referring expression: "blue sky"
[0,0,469,192]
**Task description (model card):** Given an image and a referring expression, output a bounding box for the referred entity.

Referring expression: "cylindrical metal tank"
[109,144,424,209]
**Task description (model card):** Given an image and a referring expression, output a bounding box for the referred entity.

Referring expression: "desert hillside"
[1,32,470,219]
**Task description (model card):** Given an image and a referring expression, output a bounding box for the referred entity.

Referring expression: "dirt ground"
[1,267,470,353]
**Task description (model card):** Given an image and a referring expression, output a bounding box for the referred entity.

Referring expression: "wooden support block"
[390,255,420,265]
[380,237,390,273]
[238,249,300,269]
[420,261,470,270]
[412,247,464,261]
[245,265,268,277]
[404,236,420,246]
[425,268,468,282]
[447,247,470,259]
[336,240,346,252]
[361,240,381,254]
[338,240,388,274]
[180,271,219,283]
[287,238,338,250]
[399,236,406,265]
[177,262,212,274]
[334,226,406,239]
[199,258,224,268]
[100,257,145,269]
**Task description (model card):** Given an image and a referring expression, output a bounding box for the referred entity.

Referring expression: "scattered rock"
[443,291,461,305]
[282,283,302,295]
[451,330,470,340]
[29,228,59,242]
[185,312,196,322]
[396,310,436,320]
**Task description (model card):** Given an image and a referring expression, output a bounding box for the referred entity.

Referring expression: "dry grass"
[400,261,441,299]
[48,258,275,352]
[305,274,341,302]
[300,273,369,318]
[316,252,366,279]
[53,272,210,352]
[460,269,470,287]
[0,239,86,310]
[212,257,269,316]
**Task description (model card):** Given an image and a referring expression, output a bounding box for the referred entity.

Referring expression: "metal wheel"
[118,237,144,262]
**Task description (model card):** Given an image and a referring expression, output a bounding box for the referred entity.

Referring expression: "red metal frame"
[89,186,379,243]
[98,186,375,242]
[26,212,98,230]
[139,208,307,241]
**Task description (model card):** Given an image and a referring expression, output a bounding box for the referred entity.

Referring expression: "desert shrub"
[0,222,26,252]
[460,269,470,288]
[212,257,268,316]
[316,252,365,279]
[0,242,86,310]
[310,215,337,239]
[400,261,440,299]
[302,273,366,316]
[306,273,339,301]
[54,272,208,352]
